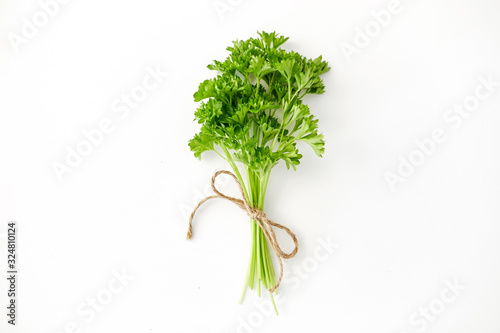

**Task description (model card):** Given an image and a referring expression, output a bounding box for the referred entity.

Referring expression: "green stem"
[220,145,249,200]
[239,167,279,315]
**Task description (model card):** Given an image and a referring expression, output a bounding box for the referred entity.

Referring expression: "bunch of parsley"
[189,31,330,308]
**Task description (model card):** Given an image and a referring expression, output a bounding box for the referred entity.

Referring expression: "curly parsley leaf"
[189,31,330,176]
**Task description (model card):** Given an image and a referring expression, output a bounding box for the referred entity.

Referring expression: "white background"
[1,0,499,332]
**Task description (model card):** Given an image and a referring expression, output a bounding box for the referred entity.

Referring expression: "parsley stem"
[238,168,279,312]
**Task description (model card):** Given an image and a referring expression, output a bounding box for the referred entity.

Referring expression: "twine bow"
[186,170,298,293]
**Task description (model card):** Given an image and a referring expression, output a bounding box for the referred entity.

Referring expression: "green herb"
[189,31,330,311]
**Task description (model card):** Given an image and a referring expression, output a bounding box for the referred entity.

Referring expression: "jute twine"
[186,170,298,293]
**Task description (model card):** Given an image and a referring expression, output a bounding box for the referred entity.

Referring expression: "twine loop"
[186,170,298,293]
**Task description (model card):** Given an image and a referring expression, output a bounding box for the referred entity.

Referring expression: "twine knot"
[186,170,298,293]
[249,208,266,221]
